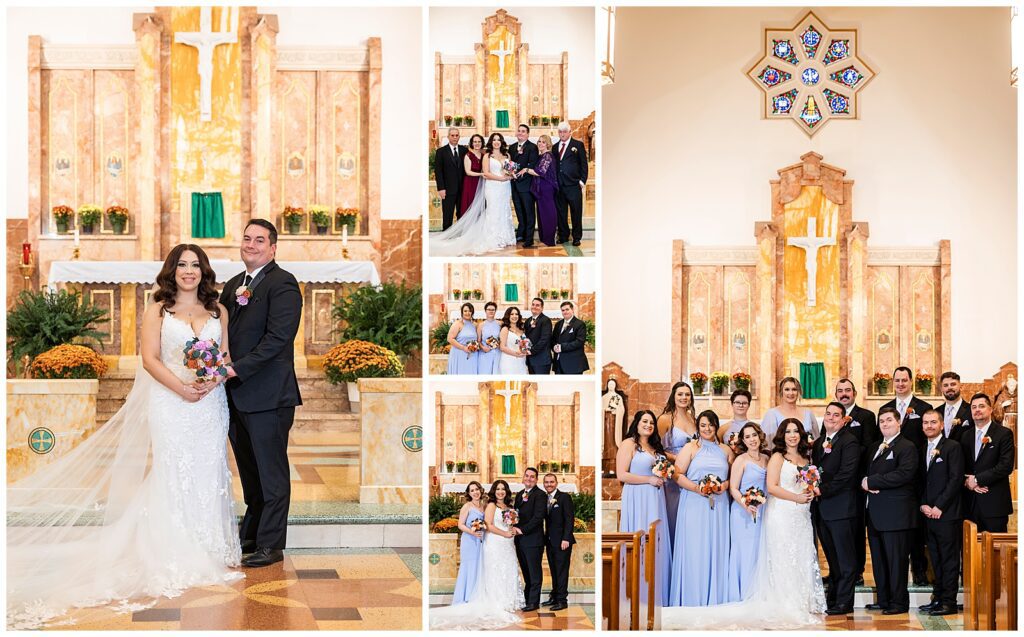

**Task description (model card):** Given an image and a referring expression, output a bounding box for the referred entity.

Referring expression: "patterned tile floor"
[429,603,596,631]
[44,549,422,631]
[428,236,596,258]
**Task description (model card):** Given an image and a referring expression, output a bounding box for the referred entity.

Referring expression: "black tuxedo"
[434,143,466,229]
[514,486,548,606]
[524,313,552,374]
[509,139,539,245]
[543,490,576,604]
[220,261,303,550]
[553,138,588,243]
[811,427,862,610]
[864,435,919,612]
[880,396,933,452]
[959,421,1015,532]
[846,403,878,578]
[551,316,589,375]
[941,400,973,443]
[881,394,932,581]
[921,436,965,606]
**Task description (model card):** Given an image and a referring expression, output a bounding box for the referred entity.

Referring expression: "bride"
[431,480,525,630]
[430,132,517,256]
[662,417,826,630]
[7,244,243,629]
[498,307,529,375]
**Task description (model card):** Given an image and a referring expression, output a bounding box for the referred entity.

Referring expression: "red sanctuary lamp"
[19,242,35,291]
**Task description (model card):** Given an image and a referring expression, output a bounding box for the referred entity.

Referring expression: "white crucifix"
[489,36,514,83]
[787,217,835,307]
[176,6,237,122]
[495,383,519,427]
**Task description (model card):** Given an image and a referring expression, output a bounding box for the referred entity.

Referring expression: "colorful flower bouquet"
[470,518,486,533]
[690,371,708,395]
[732,371,752,391]
[697,475,723,509]
[797,464,821,492]
[519,337,532,355]
[502,509,519,527]
[52,205,74,234]
[106,205,129,234]
[651,455,676,481]
[502,159,521,178]
[741,486,767,522]
[182,337,229,383]
[465,340,479,358]
[485,336,500,349]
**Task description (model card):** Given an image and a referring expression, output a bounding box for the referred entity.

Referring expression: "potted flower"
[710,371,730,396]
[561,461,572,473]
[308,204,332,234]
[105,205,129,234]
[539,460,549,472]
[52,205,74,234]
[550,460,560,473]
[560,289,570,299]
[732,371,752,391]
[322,339,404,404]
[29,343,108,379]
[916,372,934,396]
[472,289,483,300]
[530,115,540,127]
[456,461,466,473]
[873,372,891,395]
[77,204,102,234]
[690,371,708,395]
[541,116,551,126]
[444,115,453,126]
[453,115,463,127]
[452,288,462,300]
[282,206,304,234]
[467,460,478,472]
[445,460,455,473]
[539,289,549,300]
[464,114,474,126]
[336,207,359,234]
[551,115,561,125]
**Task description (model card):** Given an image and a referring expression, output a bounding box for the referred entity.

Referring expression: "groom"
[221,219,303,567]
[509,124,538,246]
[513,468,547,612]
[524,298,552,375]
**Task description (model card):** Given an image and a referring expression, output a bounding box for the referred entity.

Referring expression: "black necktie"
[243,274,253,287]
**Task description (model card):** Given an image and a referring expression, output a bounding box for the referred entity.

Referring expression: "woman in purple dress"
[527,134,559,246]
[458,134,485,217]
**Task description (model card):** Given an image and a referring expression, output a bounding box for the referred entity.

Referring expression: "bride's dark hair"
[484,132,508,157]
[771,417,812,458]
[153,244,221,317]
[500,307,524,330]
[488,479,513,507]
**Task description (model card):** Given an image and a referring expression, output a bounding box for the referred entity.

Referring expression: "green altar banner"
[495,109,510,129]
[799,362,827,400]
[191,192,226,239]
[501,454,516,475]
[504,283,519,303]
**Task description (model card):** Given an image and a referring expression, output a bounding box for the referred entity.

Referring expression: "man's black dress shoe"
[865,603,887,611]
[882,607,908,615]
[241,547,284,567]
[541,599,556,607]
[240,540,258,554]
[550,602,568,611]
[928,604,958,616]
[825,606,852,616]
[572,240,581,247]
[918,601,939,612]
[521,604,539,612]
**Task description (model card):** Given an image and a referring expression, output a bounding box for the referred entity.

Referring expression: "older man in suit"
[960,393,1015,533]
[553,122,588,246]
[434,128,466,230]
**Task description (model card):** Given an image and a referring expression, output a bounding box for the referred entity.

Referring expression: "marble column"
[755,222,777,405]
[249,15,277,222]
[939,239,952,375]
[134,14,163,261]
[847,222,869,394]
[516,43,528,128]
[671,240,685,381]
[26,36,41,284]
[474,43,486,129]
[560,51,569,121]
[367,37,383,253]
[524,381,537,469]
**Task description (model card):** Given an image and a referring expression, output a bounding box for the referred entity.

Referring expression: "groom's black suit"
[220,260,303,550]
[811,426,861,611]
[514,486,548,608]
[509,139,539,245]
[524,313,552,375]
[551,316,589,375]
[543,489,576,605]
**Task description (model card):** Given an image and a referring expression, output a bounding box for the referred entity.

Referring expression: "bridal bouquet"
[697,475,723,509]
[742,486,767,523]
[518,337,532,355]
[470,518,486,534]
[485,336,500,349]
[797,464,821,492]
[651,455,676,481]
[465,340,479,359]
[502,509,519,527]
[502,159,520,178]
[183,338,229,383]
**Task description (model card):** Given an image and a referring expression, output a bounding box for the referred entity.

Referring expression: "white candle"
[73,228,80,247]
[342,224,349,247]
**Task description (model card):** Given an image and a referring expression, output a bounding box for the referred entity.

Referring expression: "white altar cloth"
[441,481,578,495]
[48,260,381,287]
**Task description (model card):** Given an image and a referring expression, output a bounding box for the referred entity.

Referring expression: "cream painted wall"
[425,380,597,466]
[5,6,422,219]
[603,6,1016,383]
[430,6,595,119]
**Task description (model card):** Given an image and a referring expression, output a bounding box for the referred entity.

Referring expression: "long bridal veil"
[429,180,491,256]
[7,364,241,629]
[430,533,522,630]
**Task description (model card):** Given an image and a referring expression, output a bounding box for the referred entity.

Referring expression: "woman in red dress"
[458,134,486,218]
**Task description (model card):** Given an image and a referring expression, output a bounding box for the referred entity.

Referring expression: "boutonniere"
[571,147,577,153]
[981,436,992,446]
[235,285,252,307]
[952,418,961,426]
[906,407,916,417]
[930,448,941,460]
[879,441,890,454]
[522,492,529,502]
[823,439,833,454]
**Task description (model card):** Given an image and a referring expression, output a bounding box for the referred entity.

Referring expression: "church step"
[292,412,360,433]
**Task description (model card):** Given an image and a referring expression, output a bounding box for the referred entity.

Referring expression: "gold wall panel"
[868,267,898,383]
[95,70,133,233]
[278,71,316,214]
[685,267,718,378]
[910,268,940,377]
[326,72,366,230]
[725,266,755,376]
[43,71,90,229]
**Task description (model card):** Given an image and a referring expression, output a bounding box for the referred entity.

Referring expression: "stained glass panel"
[830,66,863,88]
[801,25,822,59]
[822,88,850,114]
[772,89,800,114]
[772,39,800,65]
[799,95,822,128]
[758,66,792,88]
[822,39,850,65]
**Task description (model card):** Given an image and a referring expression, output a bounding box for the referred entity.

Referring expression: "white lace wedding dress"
[430,507,525,630]
[662,459,826,630]
[498,331,530,375]
[7,313,243,629]
[429,156,517,256]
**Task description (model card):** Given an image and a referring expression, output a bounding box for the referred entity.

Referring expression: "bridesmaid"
[727,423,769,602]
[760,377,819,440]
[526,134,559,246]
[453,481,487,603]
[458,134,486,216]
[657,382,697,546]
[446,303,479,375]
[476,301,502,374]
[616,410,672,605]
[668,409,734,607]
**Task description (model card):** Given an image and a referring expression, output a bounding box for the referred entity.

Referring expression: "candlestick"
[18,253,35,293]
[73,228,80,247]
[22,242,31,266]
[342,224,349,247]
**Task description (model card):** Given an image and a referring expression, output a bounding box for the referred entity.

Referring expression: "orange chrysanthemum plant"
[432,517,460,534]
[322,339,404,385]
[30,344,108,380]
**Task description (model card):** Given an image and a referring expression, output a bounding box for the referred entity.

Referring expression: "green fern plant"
[431,319,452,353]
[570,491,595,524]
[583,318,596,351]
[428,493,464,525]
[7,289,110,364]
[331,282,422,356]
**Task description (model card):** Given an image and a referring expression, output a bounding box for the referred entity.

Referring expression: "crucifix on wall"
[489,36,514,84]
[787,217,835,307]
[176,6,236,122]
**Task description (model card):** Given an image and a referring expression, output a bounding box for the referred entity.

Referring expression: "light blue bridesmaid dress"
[619,449,672,606]
[452,507,485,603]
[667,442,730,607]
[446,320,479,375]
[662,425,694,547]
[476,319,502,374]
[759,407,817,439]
[727,460,767,602]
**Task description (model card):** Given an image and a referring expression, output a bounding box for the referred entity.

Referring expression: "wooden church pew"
[1001,543,1017,631]
[602,540,629,630]
[602,530,644,630]
[963,519,1017,630]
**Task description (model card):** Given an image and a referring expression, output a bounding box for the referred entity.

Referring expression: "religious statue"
[601,378,628,476]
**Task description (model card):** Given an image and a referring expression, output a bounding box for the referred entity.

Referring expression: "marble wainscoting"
[7,379,99,483]
[429,352,597,375]
[358,378,423,505]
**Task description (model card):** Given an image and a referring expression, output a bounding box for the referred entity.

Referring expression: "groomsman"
[434,128,466,230]
[514,468,548,612]
[542,474,575,611]
[863,407,919,615]
[880,365,932,585]
[960,393,1015,533]
[811,402,862,616]
[553,122,588,246]
[917,409,964,617]
[939,371,973,442]
[551,301,589,375]
[524,298,553,375]
[509,124,539,246]
[834,378,877,584]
